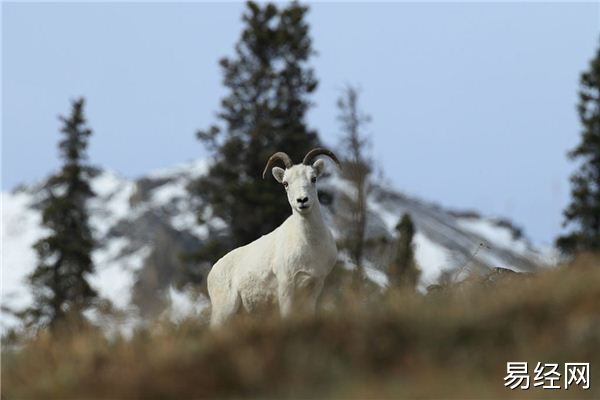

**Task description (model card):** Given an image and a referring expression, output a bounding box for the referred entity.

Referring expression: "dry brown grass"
[2,254,600,399]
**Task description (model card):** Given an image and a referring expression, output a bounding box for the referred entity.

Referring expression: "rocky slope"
[1,160,555,332]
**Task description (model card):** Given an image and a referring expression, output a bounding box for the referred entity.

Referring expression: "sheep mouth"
[298,205,310,210]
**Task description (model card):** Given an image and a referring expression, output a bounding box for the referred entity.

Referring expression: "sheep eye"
[311,177,316,183]
[283,181,288,188]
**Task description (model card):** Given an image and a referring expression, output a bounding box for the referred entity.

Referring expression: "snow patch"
[171,212,208,239]
[413,232,450,288]
[1,192,49,329]
[162,286,210,323]
[147,159,209,180]
[368,201,400,233]
[91,243,151,310]
[364,264,389,288]
[89,171,136,237]
[322,174,356,199]
[457,218,529,255]
[150,178,188,206]
[337,253,389,288]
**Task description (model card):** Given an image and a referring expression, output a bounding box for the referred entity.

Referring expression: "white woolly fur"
[207,158,337,327]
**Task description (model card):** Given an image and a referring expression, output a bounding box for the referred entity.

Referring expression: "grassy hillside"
[2,254,599,399]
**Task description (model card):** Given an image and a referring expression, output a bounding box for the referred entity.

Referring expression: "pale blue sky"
[2,2,599,245]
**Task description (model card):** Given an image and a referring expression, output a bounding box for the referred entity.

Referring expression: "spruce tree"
[556,42,600,255]
[389,213,420,289]
[335,85,372,282]
[25,98,98,327]
[190,1,319,264]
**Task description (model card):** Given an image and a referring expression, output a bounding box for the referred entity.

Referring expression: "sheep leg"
[210,290,241,327]
[277,281,294,318]
[306,278,324,315]
[277,273,323,318]
[291,271,324,314]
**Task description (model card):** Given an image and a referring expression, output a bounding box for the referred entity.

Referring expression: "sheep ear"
[272,167,285,183]
[312,159,326,177]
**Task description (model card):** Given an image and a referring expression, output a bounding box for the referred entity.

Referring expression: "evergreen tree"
[190,1,319,264]
[556,42,600,255]
[335,85,372,282]
[389,213,420,289]
[25,98,98,327]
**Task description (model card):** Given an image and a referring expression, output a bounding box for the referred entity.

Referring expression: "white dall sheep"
[207,148,340,326]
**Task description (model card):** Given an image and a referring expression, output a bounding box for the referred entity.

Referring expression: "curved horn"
[302,147,341,167]
[262,152,293,179]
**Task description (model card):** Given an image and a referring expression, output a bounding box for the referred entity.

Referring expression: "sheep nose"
[297,196,309,204]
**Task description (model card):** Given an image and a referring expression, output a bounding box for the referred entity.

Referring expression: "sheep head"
[262,148,340,215]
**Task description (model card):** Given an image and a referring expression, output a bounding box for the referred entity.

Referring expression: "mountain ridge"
[1,159,556,332]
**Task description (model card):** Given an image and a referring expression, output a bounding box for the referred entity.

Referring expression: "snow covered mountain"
[1,160,556,332]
